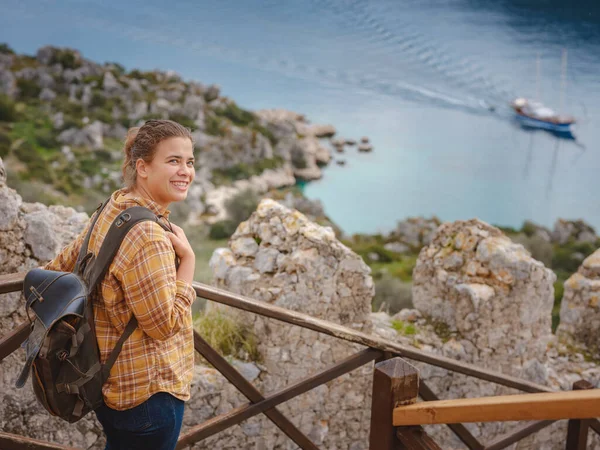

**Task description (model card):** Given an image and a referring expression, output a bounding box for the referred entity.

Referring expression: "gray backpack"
[16,200,171,423]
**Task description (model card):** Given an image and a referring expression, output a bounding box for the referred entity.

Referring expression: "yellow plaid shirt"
[45,189,195,410]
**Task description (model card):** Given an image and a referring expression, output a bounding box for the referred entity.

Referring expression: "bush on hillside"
[0,130,11,157]
[209,220,238,240]
[16,78,41,100]
[373,276,413,314]
[0,43,14,54]
[225,189,260,226]
[0,95,18,122]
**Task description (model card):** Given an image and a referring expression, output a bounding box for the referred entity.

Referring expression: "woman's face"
[136,136,195,209]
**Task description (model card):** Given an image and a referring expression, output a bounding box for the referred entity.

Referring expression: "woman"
[44,119,197,450]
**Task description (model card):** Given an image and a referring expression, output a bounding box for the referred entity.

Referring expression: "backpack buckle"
[29,286,44,303]
[115,213,132,228]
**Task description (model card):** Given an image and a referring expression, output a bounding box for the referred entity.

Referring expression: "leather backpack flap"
[24,268,87,328]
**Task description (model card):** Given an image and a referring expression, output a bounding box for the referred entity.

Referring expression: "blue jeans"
[95,392,184,450]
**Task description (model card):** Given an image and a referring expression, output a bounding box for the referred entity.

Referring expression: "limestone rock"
[557,248,600,355]
[552,219,598,245]
[58,121,104,150]
[392,217,442,249]
[208,199,374,449]
[413,218,555,369]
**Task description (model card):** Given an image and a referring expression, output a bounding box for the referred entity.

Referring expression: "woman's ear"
[135,159,148,179]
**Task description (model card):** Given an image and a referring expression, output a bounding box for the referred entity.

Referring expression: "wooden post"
[369,357,419,450]
[566,379,594,450]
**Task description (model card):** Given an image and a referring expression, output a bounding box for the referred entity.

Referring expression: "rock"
[51,112,64,129]
[552,219,598,245]
[231,360,261,382]
[383,242,410,254]
[296,122,336,138]
[57,121,104,150]
[102,71,121,94]
[39,87,56,102]
[413,218,555,371]
[392,217,441,248]
[557,249,600,355]
[358,143,373,152]
[360,136,369,143]
[0,186,22,231]
[208,198,374,449]
[204,84,220,102]
[0,68,17,98]
[0,157,5,186]
[128,101,148,120]
[150,98,173,116]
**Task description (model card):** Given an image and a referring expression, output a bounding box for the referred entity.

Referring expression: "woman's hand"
[167,224,195,284]
[167,224,195,260]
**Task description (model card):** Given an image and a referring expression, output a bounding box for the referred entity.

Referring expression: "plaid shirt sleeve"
[43,222,90,272]
[120,238,195,341]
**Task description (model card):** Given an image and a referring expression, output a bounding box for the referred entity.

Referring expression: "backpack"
[15,199,171,423]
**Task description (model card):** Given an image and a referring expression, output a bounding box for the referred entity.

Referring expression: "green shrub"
[291,145,307,169]
[391,320,416,336]
[205,114,227,136]
[168,113,196,130]
[512,233,553,267]
[209,220,237,240]
[90,91,107,108]
[193,308,260,361]
[217,103,255,127]
[251,123,277,146]
[0,43,14,54]
[49,49,81,69]
[373,277,413,314]
[0,130,11,157]
[16,78,41,100]
[212,157,284,185]
[0,95,18,122]
[520,221,539,237]
[225,189,259,226]
[551,241,596,273]
[13,141,55,183]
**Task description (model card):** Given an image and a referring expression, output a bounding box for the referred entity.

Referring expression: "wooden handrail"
[0,272,554,394]
[393,389,600,426]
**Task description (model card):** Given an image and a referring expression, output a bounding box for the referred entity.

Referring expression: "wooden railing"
[1,271,599,449]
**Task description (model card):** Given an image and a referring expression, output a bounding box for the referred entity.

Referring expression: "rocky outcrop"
[207,199,374,449]
[391,216,442,249]
[199,168,296,223]
[0,157,101,448]
[413,219,555,370]
[553,219,598,245]
[557,249,600,355]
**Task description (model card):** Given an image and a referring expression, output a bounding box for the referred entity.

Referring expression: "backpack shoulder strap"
[86,206,170,291]
[84,206,172,383]
[74,198,111,275]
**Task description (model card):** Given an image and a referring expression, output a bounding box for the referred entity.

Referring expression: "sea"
[1,0,599,235]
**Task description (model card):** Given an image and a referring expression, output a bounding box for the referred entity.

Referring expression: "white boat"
[511,97,575,134]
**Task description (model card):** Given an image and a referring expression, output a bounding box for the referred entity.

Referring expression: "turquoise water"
[1,0,599,234]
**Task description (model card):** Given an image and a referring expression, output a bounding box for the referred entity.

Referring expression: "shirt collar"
[113,188,171,219]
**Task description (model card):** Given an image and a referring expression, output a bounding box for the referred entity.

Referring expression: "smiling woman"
[42,118,198,450]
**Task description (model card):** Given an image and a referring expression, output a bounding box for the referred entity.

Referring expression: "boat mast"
[535,52,541,101]
[560,48,567,113]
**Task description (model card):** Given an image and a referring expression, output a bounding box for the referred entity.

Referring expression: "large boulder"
[557,248,600,355]
[413,219,555,372]
[207,199,374,449]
